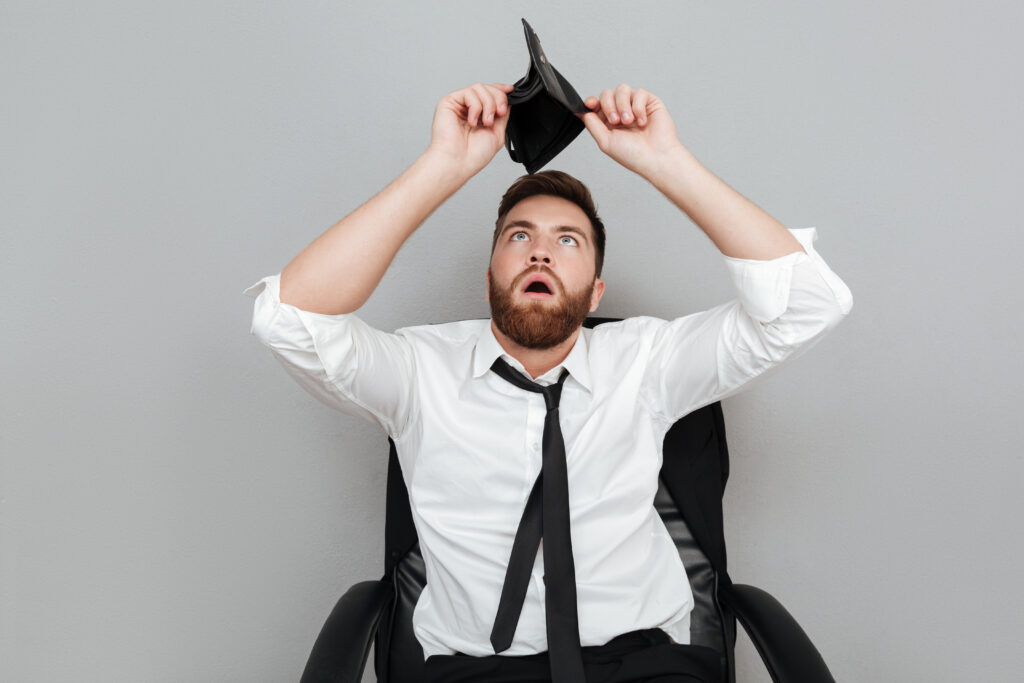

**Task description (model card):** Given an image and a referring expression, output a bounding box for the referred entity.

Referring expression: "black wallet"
[505,19,590,174]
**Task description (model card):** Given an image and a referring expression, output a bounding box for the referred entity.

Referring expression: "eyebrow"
[499,220,589,244]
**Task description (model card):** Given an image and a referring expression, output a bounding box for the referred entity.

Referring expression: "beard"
[488,266,595,350]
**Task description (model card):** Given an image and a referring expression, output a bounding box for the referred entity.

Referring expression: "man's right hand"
[426,82,515,178]
[278,83,516,315]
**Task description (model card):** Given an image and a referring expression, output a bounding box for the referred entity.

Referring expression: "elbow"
[775,266,854,346]
[817,292,852,338]
[818,283,853,331]
[766,294,852,352]
[811,282,853,344]
[752,278,852,356]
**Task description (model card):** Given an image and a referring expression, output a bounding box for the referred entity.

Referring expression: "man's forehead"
[504,195,587,226]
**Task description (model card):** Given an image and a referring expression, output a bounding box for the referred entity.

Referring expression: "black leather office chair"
[298,317,837,683]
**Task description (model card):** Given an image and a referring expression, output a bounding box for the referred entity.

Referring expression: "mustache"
[513,264,563,292]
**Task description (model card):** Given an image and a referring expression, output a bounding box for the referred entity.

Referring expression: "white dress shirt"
[243,227,852,660]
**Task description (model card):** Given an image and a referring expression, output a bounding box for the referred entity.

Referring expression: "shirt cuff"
[242,274,283,342]
[721,227,852,323]
[242,276,273,299]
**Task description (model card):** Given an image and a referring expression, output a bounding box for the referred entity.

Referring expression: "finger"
[579,111,608,149]
[487,83,509,116]
[599,88,618,124]
[470,83,497,127]
[462,88,483,127]
[632,88,649,126]
[581,99,610,126]
[582,94,611,125]
[615,83,633,124]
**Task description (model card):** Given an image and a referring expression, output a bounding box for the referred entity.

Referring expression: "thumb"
[578,111,608,149]
[493,107,510,139]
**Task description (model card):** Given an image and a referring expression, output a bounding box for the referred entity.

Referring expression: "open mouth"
[522,280,554,299]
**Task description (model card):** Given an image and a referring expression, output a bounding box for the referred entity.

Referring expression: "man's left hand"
[576,83,684,177]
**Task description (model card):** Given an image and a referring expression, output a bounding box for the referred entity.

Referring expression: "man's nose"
[529,240,552,264]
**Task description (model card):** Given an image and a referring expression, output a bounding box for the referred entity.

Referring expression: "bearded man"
[244,81,853,683]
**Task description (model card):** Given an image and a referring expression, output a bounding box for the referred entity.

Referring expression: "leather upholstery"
[299,579,392,683]
[377,546,427,683]
[722,584,836,683]
[654,480,726,655]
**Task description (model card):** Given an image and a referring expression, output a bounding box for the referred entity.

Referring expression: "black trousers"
[422,628,723,683]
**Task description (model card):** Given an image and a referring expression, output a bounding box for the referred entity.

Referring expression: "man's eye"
[559,235,578,246]
[511,231,528,241]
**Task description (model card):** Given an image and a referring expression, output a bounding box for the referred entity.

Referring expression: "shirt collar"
[471,319,593,393]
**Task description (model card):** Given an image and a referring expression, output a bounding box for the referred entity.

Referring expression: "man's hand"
[426,82,516,178]
[577,83,684,177]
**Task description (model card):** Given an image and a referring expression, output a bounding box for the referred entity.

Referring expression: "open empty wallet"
[505,19,590,174]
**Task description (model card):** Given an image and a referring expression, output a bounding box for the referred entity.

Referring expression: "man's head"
[486,170,606,349]
[489,170,606,277]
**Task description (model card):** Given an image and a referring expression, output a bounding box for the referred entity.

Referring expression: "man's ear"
[589,278,605,312]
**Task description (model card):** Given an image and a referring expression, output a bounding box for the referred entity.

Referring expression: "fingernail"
[610,112,619,122]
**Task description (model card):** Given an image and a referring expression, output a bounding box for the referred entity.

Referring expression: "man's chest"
[402,377,664,532]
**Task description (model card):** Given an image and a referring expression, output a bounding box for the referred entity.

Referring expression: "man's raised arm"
[576,84,806,261]
[279,82,516,315]
[573,83,852,423]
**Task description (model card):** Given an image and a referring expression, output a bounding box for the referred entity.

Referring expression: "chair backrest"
[373,317,737,682]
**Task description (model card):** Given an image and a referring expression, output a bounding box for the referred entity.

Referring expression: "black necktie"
[488,357,585,683]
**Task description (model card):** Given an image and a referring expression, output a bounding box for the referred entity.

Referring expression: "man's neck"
[490,320,581,380]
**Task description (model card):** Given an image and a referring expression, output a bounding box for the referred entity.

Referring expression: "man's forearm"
[280,150,472,315]
[641,144,806,261]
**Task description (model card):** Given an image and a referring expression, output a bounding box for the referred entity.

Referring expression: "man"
[244,81,853,682]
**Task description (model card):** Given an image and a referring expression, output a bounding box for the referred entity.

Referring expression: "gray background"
[3,1,1022,681]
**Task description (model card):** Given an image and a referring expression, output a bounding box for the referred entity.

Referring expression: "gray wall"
[3,1,1022,681]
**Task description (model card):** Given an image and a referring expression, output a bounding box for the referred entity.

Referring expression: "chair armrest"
[299,579,394,683]
[720,583,835,683]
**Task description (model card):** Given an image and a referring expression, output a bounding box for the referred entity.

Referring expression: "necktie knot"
[490,357,569,411]
[541,383,563,411]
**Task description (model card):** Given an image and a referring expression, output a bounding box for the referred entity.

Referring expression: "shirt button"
[531,442,540,452]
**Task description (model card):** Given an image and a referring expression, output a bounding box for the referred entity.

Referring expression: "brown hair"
[490,170,606,278]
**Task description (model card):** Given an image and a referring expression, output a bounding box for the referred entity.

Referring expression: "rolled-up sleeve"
[641,227,853,424]
[243,273,416,438]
